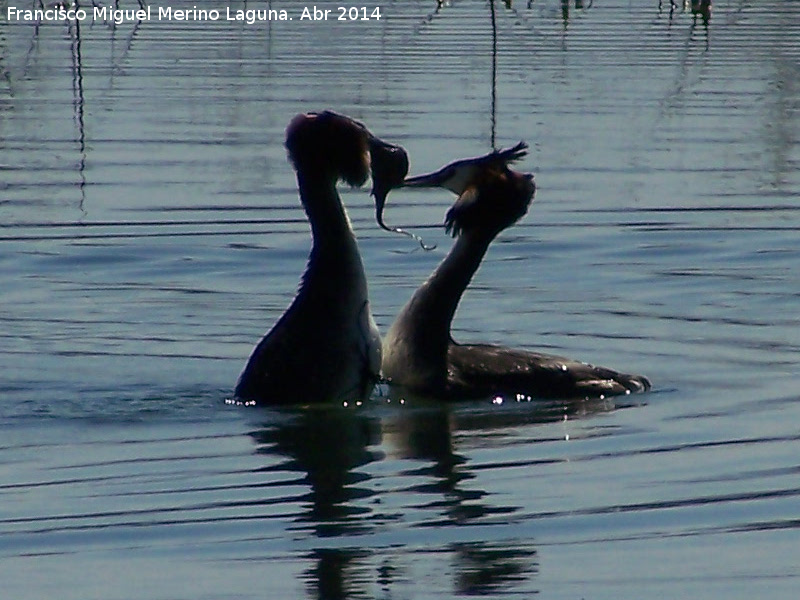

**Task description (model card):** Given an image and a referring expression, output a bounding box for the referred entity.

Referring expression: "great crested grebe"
[235,111,409,405]
[381,144,651,400]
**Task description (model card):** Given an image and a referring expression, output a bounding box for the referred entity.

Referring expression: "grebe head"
[370,136,441,250]
[445,168,535,237]
[286,111,373,186]
[400,142,534,237]
[370,136,410,225]
[285,110,410,223]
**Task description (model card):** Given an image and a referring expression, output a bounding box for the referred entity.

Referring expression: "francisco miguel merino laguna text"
[6,5,383,25]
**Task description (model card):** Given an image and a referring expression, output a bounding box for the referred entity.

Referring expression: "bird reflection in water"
[247,400,585,598]
[453,542,538,595]
[251,408,381,536]
[387,405,488,524]
[306,548,371,600]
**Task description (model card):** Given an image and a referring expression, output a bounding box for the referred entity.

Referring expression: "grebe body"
[382,145,650,400]
[235,111,408,405]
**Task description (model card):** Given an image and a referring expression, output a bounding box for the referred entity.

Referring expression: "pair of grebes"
[234,111,650,405]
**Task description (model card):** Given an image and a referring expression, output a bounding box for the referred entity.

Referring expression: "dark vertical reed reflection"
[0,28,10,95]
[658,0,677,23]
[109,17,144,77]
[419,1,507,149]
[68,4,88,215]
[490,0,498,149]
[558,0,594,29]
[657,0,711,44]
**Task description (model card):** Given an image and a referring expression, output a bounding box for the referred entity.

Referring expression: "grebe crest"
[285,111,371,187]
[445,168,535,238]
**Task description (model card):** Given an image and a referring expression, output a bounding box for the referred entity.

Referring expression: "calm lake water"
[1,0,799,598]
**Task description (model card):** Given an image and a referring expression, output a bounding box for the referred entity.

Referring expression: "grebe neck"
[297,171,357,248]
[383,230,494,393]
[416,231,493,332]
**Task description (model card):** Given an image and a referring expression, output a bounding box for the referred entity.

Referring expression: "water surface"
[1,1,799,598]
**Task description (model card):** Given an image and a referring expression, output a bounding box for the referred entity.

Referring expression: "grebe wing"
[447,343,651,400]
[234,313,309,403]
[443,185,480,237]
